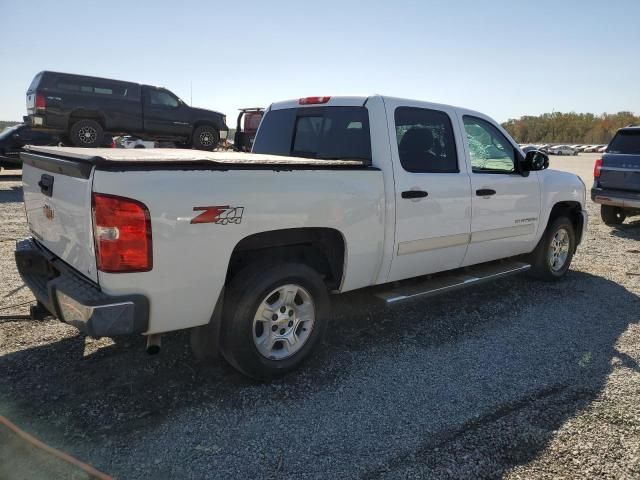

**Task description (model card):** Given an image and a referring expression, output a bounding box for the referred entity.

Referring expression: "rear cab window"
[28,72,44,93]
[252,106,371,162]
[607,130,640,154]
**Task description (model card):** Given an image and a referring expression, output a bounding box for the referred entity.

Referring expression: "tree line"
[501,112,640,144]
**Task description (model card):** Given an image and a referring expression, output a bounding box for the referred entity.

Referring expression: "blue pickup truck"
[592,126,640,225]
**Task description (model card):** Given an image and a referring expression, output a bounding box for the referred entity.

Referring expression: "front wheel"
[600,205,626,225]
[528,216,575,280]
[191,125,219,150]
[220,263,329,380]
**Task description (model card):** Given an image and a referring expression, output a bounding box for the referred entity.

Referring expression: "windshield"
[607,130,640,154]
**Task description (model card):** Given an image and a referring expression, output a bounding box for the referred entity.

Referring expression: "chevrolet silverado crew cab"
[15,95,587,379]
[25,71,228,150]
[592,125,640,225]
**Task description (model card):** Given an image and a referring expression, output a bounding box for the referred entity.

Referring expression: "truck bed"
[22,146,370,172]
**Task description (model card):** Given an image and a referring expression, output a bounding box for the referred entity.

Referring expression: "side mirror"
[522,150,549,172]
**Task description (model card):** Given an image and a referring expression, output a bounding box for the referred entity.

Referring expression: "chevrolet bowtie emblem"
[43,204,55,220]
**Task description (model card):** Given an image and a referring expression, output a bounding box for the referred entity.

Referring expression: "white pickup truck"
[16,95,588,379]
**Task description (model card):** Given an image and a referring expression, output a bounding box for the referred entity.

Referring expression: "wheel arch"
[547,201,584,247]
[68,110,107,130]
[226,227,347,291]
[192,120,219,134]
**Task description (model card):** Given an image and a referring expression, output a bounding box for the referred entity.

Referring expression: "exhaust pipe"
[146,334,161,355]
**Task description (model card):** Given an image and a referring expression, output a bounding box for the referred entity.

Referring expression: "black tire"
[134,144,145,149]
[220,262,329,380]
[528,216,576,280]
[191,125,219,150]
[69,119,104,147]
[600,205,626,226]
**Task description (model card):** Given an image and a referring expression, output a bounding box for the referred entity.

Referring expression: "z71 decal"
[191,206,244,225]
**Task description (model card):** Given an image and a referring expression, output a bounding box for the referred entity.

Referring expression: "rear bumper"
[23,115,64,133]
[15,238,149,337]
[591,187,640,209]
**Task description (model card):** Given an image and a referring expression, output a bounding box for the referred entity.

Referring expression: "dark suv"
[592,126,640,225]
[25,71,228,150]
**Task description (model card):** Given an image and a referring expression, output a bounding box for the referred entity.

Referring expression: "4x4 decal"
[191,206,244,225]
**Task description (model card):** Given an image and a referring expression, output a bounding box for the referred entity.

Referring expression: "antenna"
[190,81,193,106]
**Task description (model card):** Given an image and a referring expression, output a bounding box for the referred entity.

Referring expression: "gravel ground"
[1,154,639,479]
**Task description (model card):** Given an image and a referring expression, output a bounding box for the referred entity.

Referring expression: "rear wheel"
[600,205,626,225]
[191,125,219,150]
[69,119,104,147]
[220,263,329,380]
[528,216,575,280]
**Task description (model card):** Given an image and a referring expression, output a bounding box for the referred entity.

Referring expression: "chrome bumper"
[592,188,640,209]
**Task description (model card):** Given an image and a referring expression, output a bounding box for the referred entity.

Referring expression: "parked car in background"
[592,126,640,225]
[548,145,577,156]
[597,145,608,153]
[538,144,551,154]
[25,71,228,150]
[16,95,587,379]
[0,123,60,167]
[584,145,603,153]
[521,145,538,154]
[120,136,157,149]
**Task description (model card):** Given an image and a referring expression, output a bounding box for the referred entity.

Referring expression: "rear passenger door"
[386,101,472,282]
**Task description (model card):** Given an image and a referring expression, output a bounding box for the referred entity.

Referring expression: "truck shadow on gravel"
[1,270,638,479]
[609,219,640,241]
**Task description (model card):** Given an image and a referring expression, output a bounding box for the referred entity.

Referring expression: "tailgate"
[599,153,640,192]
[26,92,35,115]
[21,153,98,282]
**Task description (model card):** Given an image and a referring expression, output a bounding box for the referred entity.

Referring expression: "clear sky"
[1,0,639,124]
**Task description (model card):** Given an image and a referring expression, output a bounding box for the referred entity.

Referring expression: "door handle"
[401,190,428,199]
[476,189,496,197]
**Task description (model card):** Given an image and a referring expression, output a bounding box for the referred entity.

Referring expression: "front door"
[142,87,192,137]
[387,102,472,282]
[459,114,541,266]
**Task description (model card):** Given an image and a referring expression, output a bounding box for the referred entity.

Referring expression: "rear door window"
[394,107,459,173]
[252,106,371,161]
[608,130,640,154]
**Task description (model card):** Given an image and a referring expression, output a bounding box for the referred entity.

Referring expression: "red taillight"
[594,158,603,178]
[299,96,331,105]
[92,193,152,273]
[35,93,46,111]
